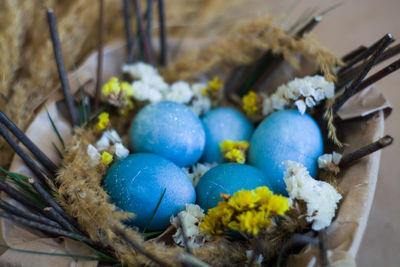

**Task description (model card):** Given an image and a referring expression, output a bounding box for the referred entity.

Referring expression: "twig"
[94,0,105,111]
[341,45,367,62]
[123,0,135,63]
[0,124,51,185]
[133,0,152,64]
[333,34,394,113]
[46,9,79,126]
[295,16,322,38]
[357,58,400,90]
[157,0,167,66]
[146,0,154,63]
[0,211,94,245]
[337,43,400,89]
[339,35,395,74]
[113,227,173,267]
[28,178,81,233]
[0,179,45,215]
[0,199,61,229]
[177,214,193,255]
[340,135,393,167]
[0,110,57,175]
[318,230,329,267]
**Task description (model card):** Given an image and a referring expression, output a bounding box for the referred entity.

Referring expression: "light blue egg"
[200,107,254,163]
[196,163,272,211]
[104,153,196,231]
[130,101,205,167]
[248,110,324,195]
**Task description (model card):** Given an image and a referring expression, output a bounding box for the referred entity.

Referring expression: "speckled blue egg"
[104,153,196,231]
[130,101,205,167]
[196,163,271,211]
[200,107,254,163]
[248,110,323,195]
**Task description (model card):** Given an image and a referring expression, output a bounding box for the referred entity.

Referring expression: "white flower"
[114,143,129,159]
[318,152,342,169]
[132,80,163,103]
[189,96,211,116]
[96,133,111,151]
[262,75,334,116]
[87,144,101,166]
[183,163,217,186]
[305,96,316,108]
[141,74,169,92]
[170,204,211,248]
[191,82,207,96]
[122,62,158,80]
[105,129,122,144]
[284,160,342,231]
[294,99,306,114]
[262,98,273,116]
[163,81,194,104]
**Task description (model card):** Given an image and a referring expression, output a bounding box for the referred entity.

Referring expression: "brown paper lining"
[3,43,389,266]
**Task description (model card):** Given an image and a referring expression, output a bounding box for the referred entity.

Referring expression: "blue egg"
[104,153,196,231]
[200,107,254,163]
[196,163,271,211]
[130,101,205,167]
[248,110,323,195]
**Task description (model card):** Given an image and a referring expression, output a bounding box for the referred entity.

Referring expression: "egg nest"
[52,16,345,266]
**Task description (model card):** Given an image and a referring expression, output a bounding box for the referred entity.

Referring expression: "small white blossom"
[105,129,122,144]
[284,160,342,231]
[294,100,306,114]
[305,96,316,108]
[262,75,334,116]
[183,163,217,186]
[96,134,111,151]
[170,204,211,248]
[87,144,101,166]
[114,143,129,159]
[132,80,163,103]
[163,81,194,104]
[318,152,342,169]
[189,97,211,116]
[191,82,208,96]
[246,250,263,265]
[122,62,158,80]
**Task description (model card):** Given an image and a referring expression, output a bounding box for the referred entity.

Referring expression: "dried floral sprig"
[157,0,167,66]
[220,140,250,164]
[123,0,135,63]
[200,187,290,235]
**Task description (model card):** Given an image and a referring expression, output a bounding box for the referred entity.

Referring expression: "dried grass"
[161,15,342,83]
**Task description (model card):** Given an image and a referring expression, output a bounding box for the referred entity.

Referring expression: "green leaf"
[143,188,166,233]
[45,107,65,149]
[142,231,163,238]
[0,244,112,262]
[52,142,63,160]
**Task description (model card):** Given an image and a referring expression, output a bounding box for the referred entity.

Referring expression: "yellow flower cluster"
[201,76,223,95]
[220,140,249,164]
[101,151,113,165]
[242,91,259,116]
[94,112,109,131]
[102,77,134,115]
[200,187,290,235]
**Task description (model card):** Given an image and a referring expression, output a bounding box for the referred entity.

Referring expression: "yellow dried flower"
[242,91,259,116]
[207,76,223,92]
[94,112,109,131]
[101,151,113,165]
[102,77,120,96]
[220,140,250,164]
[120,81,134,97]
[200,186,290,236]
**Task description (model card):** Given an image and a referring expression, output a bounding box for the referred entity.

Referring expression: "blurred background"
[0,0,398,266]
